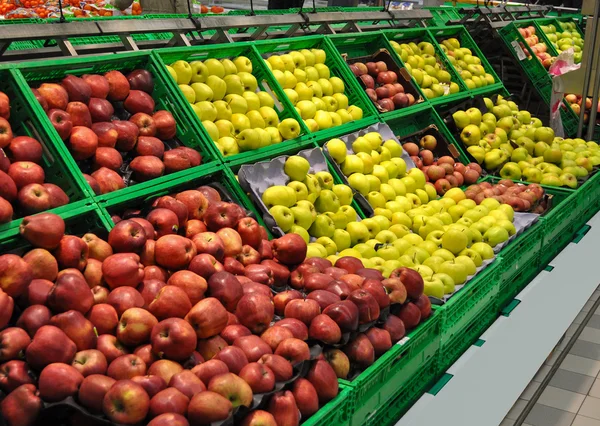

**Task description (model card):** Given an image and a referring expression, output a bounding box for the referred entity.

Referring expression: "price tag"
[511,40,527,61]
[397,336,410,346]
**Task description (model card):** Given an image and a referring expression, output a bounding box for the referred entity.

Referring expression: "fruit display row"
[0,168,438,426]
[564,94,600,126]
[451,95,600,187]
[238,143,526,301]
[439,36,498,91]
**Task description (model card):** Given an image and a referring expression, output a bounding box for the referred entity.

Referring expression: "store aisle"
[502,287,600,426]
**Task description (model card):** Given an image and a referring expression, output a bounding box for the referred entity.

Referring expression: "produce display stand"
[0,8,599,426]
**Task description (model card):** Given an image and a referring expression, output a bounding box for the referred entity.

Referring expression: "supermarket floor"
[502,287,600,426]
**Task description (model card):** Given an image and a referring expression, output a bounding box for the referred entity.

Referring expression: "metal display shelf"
[0,10,433,61]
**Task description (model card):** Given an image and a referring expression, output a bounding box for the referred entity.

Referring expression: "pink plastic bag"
[549,48,580,137]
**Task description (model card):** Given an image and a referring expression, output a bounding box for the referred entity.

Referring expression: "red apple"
[235,293,274,334]
[151,318,197,361]
[103,379,150,424]
[274,318,309,340]
[208,372,253,408]
[192,359,229,385]
[188,391,232,424]
[38,362,84,402]
[116,307,158,346]
[78,374,116,413]
[185,297,228,339]
[268,390,299,426]
[107,354,146,380]
[72,349,108,377]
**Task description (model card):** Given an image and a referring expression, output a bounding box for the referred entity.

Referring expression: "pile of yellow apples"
[264,49,364,133]
[454,95,600,188]
[388,39,461,100]
[166,56,301,157]
[260,133,517,299]
[439,37,497,90]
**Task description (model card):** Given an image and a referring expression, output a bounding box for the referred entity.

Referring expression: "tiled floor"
[501,290,600,426]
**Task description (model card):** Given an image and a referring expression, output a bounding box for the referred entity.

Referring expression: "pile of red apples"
[32,69,199,196]
[464,179,546,212]
[403,136,482,195]
[517,26,554,69]
[0,92,70,224]
[0,184,430,426]
[349,61,417,112]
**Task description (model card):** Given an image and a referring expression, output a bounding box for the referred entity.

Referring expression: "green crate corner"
[253,35,380,136]
[326,31,430,119]
[427,25,505,98]
[0,67,95,237]
[425,6,462,26]
[95,162,267,233]
[0,199,110,251]
[343,308,441,426]
[14,50,221,202]
[381,28,471,107]
[152,42,316,166]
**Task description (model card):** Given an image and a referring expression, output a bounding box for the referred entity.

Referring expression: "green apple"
[423,275,445,298]
[332,184,353,206]
[333,229,352,252]
[206,76,227,101]
[171,60,193,84]
[288,181,309,202]
[246,110,266,129]
[309,214,335,238]
[347,173,369,196]
[266,127,282,144]
[441,228,468,254]
[346,221,370,245]
[237,128,261,152]
[270,205,294,232]
[262,185,296,208]
[278,118,301,140]
[218,137,238,156]
[388,179,407,197]
[455,255,477,275]
[258,107,279,128]
[284,155,310,182]
[361,218,381,238]
[483,226,509,247]
[314,189,340,213]
[379,184,396,202]
[391,238,411,256]
[404,246,429,264]
[257,92,275,108]
[326,139,347,164]
[496,219,516,236]
[290,225,310,244]
[347,105,363,121]
[340,205,358,223]
[233,56,253,73]
[179,84,196,104]
[242,92,261,111]
[314,110,333,130]
[316,237,337,256]
[423,255,445,273]
[315,172,334,190]
[438,260,467,284]
[434,273,455,293]
[213,101,233,121]
[341,155,364,175]
[377,244,401,261]
[215,120,235,139]
[366,175,381,192]
[367,191,387,209]
[307,243,327,258]
[354,243,377,259]
[202,120,219,142]
[302,174,321,202]
[432,249,455,261]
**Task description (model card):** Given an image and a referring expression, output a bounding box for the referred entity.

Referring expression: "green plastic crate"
[382,28,470,107]
[15,50,220,201]
[539,188,589,267]
[577,169,600,221]
[498,20,552,85]
[359,355,439,426]
[428,25,504,97]
[327,31,428,117]
[425,6,462,26]
[439,258,500,360]
[0,67,94,236]
[0,200,110,252]
[152,42,314,165]
[96,163,268,233]
[304,383,352,426]
[343,309,442,426]
[253,35,380,139]
[439,299,498,373]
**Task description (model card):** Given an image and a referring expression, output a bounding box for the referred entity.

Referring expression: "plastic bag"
[549,48,580,138]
